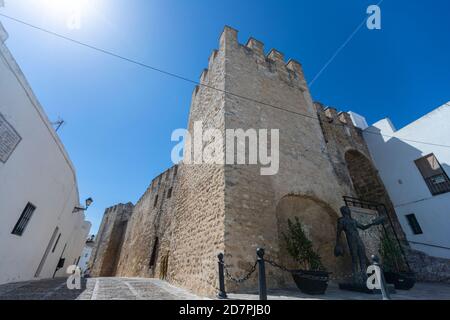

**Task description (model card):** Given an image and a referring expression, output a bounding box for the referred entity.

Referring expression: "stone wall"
[316,102,406,241]
[407,249,450,283]
[115,165,178,279]
[216,27,361,293]
[89,203,133,277]
[165,40,228,297]
[95,26,411,297]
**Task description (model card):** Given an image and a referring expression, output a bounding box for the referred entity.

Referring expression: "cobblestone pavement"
[0,278,204,300]
[1,278,449,300]
[228,281,450,300]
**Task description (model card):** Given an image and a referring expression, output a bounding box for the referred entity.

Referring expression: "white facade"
[0,22,91,284]
[363,103,450,259]
[78,239,95,273]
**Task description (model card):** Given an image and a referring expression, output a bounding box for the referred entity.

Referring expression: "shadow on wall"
[363,127,450,280]
[365,126,449,200]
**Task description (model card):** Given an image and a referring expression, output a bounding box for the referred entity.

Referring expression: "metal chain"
[264,259,292,273]
[264,258,330,282]
[220,256,355,284]
[221,261,258,284]
[330,273,355,281]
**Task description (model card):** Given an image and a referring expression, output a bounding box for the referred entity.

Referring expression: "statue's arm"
[357,216,386,230]
[357,222,372,230]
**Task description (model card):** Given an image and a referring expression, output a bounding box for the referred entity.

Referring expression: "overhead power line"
[310,0,384,87]
[0,13,449,149]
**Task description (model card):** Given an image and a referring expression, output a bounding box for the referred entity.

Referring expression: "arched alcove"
[275,195,351,280]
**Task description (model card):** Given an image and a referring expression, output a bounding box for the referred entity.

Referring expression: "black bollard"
[217,253,227,299]
[256,248,267,301]
[371,255,391,300]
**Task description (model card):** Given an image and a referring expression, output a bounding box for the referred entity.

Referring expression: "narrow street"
[1,278,450,300]
[0,277,203,300]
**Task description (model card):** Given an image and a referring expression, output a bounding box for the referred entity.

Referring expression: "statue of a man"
[334,206,385,284]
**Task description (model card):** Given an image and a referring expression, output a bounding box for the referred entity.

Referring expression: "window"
[11,203,36,236]
[405,214,423,235]
[167,187,173,199]
[52,233,62,253]
[153,195,159,208]
[415,154,450,196]
[149,237,159,268]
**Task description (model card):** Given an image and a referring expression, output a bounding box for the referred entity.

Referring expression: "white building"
[0,22,91,284]
[78,236,95,273]
[362,103,450,259]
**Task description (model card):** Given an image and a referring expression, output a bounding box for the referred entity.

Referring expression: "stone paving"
[228,281,450,300]
[0,277,204,300]
[0,278,449,300]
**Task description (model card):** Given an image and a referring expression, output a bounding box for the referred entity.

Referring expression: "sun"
[43,0,86,14]
[42,0,89,29]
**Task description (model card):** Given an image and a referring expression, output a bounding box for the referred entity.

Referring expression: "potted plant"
[283,217,329,295]
[380,234,416,290]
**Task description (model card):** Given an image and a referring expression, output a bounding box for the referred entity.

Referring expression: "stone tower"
[165,26,404,296]
[115,165,178,279]
[92,26,405,297]
[89,202,134,277]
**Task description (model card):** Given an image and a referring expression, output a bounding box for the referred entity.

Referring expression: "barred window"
[12,203,36,236]
[405,214,423,235]
[415,154,450,196]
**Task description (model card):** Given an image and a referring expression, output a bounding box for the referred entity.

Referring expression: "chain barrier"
[220,254,354,284]
[217,249,390,300]
[220,260,258,284]
[265,256,355,282]
[264,258,330,282]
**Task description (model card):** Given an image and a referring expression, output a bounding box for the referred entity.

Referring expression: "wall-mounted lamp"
[73,197,94,213]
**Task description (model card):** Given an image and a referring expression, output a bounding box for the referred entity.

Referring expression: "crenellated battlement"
[267,48,285,63]
[246,37,264,56]
[200,68,209,83]
[104,202,134,215]
[194,26,308,93]
[134,165,178,208]
[315,102,355,128]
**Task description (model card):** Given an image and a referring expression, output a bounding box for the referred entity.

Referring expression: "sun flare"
[41,0,91,29]
[43,0,86,15]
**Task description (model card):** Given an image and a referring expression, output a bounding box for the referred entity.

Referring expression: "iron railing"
[343,196,411,271]
[425,174,450,196]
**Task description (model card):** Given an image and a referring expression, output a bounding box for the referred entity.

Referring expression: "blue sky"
[1,0,449,235]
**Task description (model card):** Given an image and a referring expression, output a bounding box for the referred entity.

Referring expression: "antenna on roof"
[51,118,65,132]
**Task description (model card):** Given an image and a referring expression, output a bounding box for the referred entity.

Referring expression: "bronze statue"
[334,206,386,285]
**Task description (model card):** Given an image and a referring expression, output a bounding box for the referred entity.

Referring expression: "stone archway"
[275,195,351,281]
[344,149,406,241]
[345,150,386,202]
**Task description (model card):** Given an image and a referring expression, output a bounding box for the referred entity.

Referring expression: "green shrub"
[380,233,408,272]
[282,217,325,271]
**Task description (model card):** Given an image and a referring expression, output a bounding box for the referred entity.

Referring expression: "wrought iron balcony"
[425,173,450,196]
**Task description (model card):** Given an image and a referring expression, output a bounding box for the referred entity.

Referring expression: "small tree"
[282,217,325,271]
[380,233,408,272]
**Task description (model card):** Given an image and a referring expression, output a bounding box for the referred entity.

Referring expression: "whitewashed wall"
[0,23,90,284]
[78,241,94,273]
[363,103,450,259]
